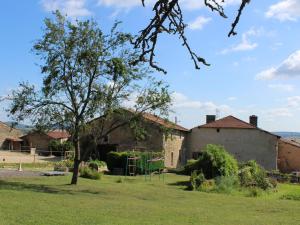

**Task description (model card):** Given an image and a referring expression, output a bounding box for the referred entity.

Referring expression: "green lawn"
[1,173,300,225]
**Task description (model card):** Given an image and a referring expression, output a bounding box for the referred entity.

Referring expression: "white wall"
[187,127,278,170]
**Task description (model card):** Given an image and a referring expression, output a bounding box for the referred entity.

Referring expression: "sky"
[0,0,300,132]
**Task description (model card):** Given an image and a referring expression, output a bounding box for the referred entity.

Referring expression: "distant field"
[1,173,300,225]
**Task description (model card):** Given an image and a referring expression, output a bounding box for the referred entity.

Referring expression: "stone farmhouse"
[22,130,70,154]
[83,109,188,168]
[0,122,23,150]
[188,115,280,170]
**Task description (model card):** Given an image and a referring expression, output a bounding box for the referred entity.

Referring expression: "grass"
[1,174,300,225]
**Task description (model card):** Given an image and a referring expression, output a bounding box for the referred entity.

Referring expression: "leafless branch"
[135,0,251,73]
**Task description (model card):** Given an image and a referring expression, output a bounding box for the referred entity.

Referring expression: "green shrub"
[49,140,74,156]
[182,159,198,175]
[214,176,240,194]
[79,166,102,180]
[190,170,205,191]
[199,179,216,192]
[54,159,74,172]
[239,160,276,190]
[88,159,106,171]
[188,145,238,179]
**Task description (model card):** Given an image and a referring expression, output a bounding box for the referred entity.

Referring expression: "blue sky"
[1,0,300,131]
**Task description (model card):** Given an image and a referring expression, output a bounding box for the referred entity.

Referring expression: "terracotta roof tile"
[141,112,188,132]
[47,131,70,139]
[199,116,255,129]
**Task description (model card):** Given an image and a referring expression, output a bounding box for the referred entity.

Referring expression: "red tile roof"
[141,112,188,132]
[197,115,279,138]
[199,116,256,129]
[47,131,70,139]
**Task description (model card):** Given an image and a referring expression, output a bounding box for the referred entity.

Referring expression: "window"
[171,152,174,166]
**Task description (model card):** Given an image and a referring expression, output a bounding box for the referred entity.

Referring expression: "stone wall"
[278,140,300,173]
[163,130,187,168]
[187,127,278,170]
[22,133,52,152]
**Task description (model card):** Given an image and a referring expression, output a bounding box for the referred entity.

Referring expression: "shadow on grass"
[168,180,193,191]
[0,179,104,195]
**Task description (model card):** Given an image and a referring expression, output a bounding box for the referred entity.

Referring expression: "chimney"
[249,115,258,127]
[206,115,216,124]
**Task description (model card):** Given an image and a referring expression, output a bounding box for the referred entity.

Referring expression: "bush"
[186,145,239,179]
[54,159,74,172]
[49,140,74,156]
[79,166,102,180]
[239,160,276,190]
[88,159,106,171]
[182,159,198,175]
[199,179,216,192]
[190,170,205,191]
[214,176,240,194]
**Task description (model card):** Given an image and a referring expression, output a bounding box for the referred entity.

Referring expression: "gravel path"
[0,169,42,178]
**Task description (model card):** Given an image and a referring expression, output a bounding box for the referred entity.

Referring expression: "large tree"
[135,0,251,73]
[7,11,171,185]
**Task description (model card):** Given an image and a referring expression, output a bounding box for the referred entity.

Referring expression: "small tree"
[7,11,171,185]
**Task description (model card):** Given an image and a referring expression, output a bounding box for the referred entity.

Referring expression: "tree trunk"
[71,129,81,185]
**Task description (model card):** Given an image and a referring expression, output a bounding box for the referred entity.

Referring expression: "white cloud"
[287,96,300,107]
[41,0,92,17]
[172,92,231,114]
[181,0,240,10]
[188,16,211,30]
[266,0,300,22]
[267,107,293,117]
[98,0,155,9]
[268,84,294,92]
[220,28,260,54]
[256,50,300,80]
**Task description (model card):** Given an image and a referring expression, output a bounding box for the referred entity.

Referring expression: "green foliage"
[79,166,102,180]
[198,145,238,179]
[88,160,106,171]
[54,160,74,172]
[190,170,205,191]
[239,160,276,190]
[199,179,216,192]
[185,145,238,179]
[214,176,240,194]
[49,140,74,156]
[182,159,198,175]
[106,151,164,175]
